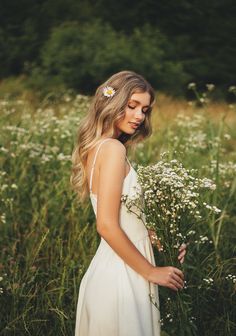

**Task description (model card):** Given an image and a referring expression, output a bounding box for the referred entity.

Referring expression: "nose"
[135,108,144,121]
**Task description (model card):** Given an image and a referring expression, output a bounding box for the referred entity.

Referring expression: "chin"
[124,129,134,135]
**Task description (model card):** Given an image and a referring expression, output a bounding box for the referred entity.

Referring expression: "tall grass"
[0,89,235,335]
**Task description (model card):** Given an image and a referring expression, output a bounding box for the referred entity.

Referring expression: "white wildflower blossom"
[103,86,116,97]
[0,214,6,224]
[0,147,8,153]
[188,82,196,90]
[224,133,231,140]
[187,230,196,236]
[225,274,236,284]
[203,277,214,285]
[121,153,219,274]
[57,153,71,161]
[228,85,236,93]
[206,84,215,91]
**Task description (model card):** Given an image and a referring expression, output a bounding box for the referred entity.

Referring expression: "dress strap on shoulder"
[125,155,131,168]
[89,138,112,193]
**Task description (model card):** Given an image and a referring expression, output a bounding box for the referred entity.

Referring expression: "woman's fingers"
[173,267,184,280]
[170,278,183,290]
[179,243,187,251]
[178,243,187,263]
[178,250,186,263]
[169,268,184,290]
[172,273,184,288]
[151,266,184,292]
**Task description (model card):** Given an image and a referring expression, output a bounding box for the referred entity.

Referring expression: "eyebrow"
[129,99,150,107]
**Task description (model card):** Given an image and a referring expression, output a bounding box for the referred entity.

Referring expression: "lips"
[129,122,140,128]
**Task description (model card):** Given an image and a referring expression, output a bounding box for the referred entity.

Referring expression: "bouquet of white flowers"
[121,152,221,334]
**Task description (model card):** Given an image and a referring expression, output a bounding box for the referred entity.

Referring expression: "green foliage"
[0,1,235,94]
[32,21,188,95]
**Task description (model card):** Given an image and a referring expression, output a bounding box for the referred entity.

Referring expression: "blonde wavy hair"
[70,70,156,202]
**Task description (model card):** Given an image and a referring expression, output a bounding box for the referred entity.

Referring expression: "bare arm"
[96,139,153,279]
[96,139,184,290]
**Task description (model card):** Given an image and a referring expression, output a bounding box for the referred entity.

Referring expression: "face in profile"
[115,91,151,137]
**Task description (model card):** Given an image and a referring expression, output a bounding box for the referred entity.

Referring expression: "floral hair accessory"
[103,86,116,98]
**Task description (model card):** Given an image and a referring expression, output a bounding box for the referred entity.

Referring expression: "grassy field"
[0,89,235,335]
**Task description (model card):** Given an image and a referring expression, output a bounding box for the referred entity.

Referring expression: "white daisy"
[103,86,116,98]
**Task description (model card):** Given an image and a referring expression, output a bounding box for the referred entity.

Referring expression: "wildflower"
[228,85,236,93]
[212,206,221,213]
[188,82,196,90]
[121,154,219,264]
[187,230,196,236]
[0,147,8,153]
[0,214,6,224]
[206,84,215,91]
[203,277,213,283]
[225,274,236,283]
[103,86,116,98]
[64,94,71,102]
[224,134,231,140]
[120,153,220,330]
[1,184,8,191]
[200,235,209,242]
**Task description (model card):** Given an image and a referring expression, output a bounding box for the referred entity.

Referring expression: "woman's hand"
[147,265,184,291]
[178,243,187,264]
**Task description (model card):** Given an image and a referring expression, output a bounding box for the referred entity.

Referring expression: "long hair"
[70,70,156,202]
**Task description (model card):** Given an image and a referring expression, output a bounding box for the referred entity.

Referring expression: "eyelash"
[128,105,148,113]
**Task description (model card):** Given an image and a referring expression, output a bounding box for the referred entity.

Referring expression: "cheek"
[116,109,133,127]
[123,109,133,121]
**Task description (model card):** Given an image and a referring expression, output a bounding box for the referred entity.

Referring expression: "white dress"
[75,138,161,336]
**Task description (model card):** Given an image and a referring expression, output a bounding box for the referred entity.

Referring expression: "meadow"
[0,87,235,335]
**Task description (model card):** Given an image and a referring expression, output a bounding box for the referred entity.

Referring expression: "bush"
[31,20,189,95]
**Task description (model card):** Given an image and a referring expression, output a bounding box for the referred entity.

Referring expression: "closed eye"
[128,105,149,113]
[128,105,135,109]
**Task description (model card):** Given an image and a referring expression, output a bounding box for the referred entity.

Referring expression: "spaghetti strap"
[125,155,132,168]
[89,138,112,193]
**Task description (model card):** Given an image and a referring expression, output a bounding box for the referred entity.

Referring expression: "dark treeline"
[0,0,235,95]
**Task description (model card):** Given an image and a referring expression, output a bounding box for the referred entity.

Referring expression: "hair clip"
[103,86,116,98]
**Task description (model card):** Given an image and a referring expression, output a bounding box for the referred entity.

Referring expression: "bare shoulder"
[102,138,126,151]
[99,138,126,162]
[96,139,127,228]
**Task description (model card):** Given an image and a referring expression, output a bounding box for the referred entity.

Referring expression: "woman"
[71,70,186,336]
